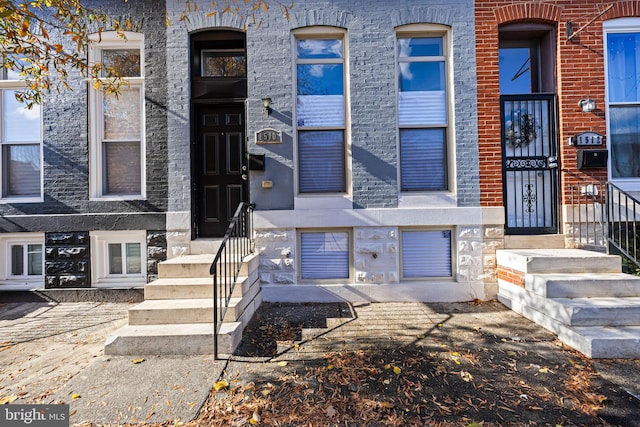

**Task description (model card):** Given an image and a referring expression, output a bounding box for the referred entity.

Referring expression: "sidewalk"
[1,298,638,426]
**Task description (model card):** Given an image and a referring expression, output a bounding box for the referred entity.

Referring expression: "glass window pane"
[300,232,349,279]
[102,49,141,77]
[609,106,640,178]
[103,141,141,194]
[125,243,142,274]
[398,37,443,57]
[296,64,344,127]
[400,129,446,191]
[108,243,123,274]
[297,39,342,59]
[3,144,40,197]
[499,47,532,94]
[3,90,41,142]
[607,33,640,103]
[298,131,345,193]
[103,87,141,140]
[399,62,445,92]
[201,50,246,77]
[11,245,23,276]
[27,244,43,275]
[297,64,344,96]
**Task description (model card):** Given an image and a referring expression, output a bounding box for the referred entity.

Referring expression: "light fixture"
[261,97,272,116]
[578,98,596,113]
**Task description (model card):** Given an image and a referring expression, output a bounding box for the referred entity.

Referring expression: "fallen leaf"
[325,405,337,417]
[380,402,394,409]
[393,366,402,375]
[213,380,229,391]
[0,395,18,404]
[461,371,473,382]
[277,361,288,367]
[131,358,145,364]
[327,365,334,370]
[538,367,550,374]
[71,393,81,399]
[251,411,261,423]
[506,351,517,358]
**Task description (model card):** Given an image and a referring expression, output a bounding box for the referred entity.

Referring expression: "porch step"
[499,282,640,326]
[496,248,621,274]
[497,248,640,358]
[498,287,640,359]
[504,234,565,250]
[158,252,259,279]
[526,273,640,298]
[104,322,242,356]
[144,274,258,300]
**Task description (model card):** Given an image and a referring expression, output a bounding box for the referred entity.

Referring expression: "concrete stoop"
[105,252,260,356]
[497,249,640,358]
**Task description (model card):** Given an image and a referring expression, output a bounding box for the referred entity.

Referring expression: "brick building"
[475,0,640,251]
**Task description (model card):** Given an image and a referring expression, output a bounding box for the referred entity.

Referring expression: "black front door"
[193,104,247,237]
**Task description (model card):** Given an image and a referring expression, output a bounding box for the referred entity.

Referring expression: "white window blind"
[400,129,446,190]
[298,131,345,192]
[401,230,452,278]
[300,232,349,280]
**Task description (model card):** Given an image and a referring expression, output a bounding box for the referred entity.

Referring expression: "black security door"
[193,105,247,237]
[501,94,558,234]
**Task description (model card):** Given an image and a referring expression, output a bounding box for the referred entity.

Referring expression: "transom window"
[605,19,640,182]
[397,30,449,191]
[88,32,145,199]
[294,29,347,194]
[0,59,42,201]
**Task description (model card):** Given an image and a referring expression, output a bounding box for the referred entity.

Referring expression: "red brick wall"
[496,264,525,287]
[476,1,640,207]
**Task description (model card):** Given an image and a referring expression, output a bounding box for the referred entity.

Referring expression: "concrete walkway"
[1,298,639,426]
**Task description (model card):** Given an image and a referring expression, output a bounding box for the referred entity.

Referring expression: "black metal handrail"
[210,202,255,359]
[606,183,640,271]
[567,180,607,251]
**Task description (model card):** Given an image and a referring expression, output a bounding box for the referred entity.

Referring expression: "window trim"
[399,228,454,281]
[0,233,44,284]
[297,229,352,283]
[88,32,146,200]
[0,70,44,203]
[292,26,352,204]
[90,230,147,285]
[603,18,640,190]
[395,24,454,196]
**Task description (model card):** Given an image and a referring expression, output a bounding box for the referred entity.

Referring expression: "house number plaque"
[569,131,604,146]
[255,128,282,144]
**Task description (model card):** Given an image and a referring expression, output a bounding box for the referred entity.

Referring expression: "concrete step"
[497,248,621,274]
[144,274,258,300]
[128,297,250,325]
[104,322,242,356]
[526,273,640,298]
[499,281,640,326]
[158,252,259,279]
[498,282,640,358]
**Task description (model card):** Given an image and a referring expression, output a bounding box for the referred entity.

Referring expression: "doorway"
[190,30,247,238]
[499,24,559,235]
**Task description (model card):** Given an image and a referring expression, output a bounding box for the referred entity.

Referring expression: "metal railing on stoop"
[210,202,255,359]
[606,183,640,272]
[568,180,607,251]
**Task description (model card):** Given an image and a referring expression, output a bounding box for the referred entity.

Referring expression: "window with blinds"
[401,230,452,278]
[300,231,350,280]
[397,32,449,191]
[295,32,346,193]
[89,32,144,198]
[0,87,42,199]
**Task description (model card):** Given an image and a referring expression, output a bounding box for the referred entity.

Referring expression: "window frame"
[0,233,45,284]
[395,24,452,195]
[603,18,640,190]
[399,228,454,281]
[292,26,351,202]
[0,61,43,203]
[297,229,352,283]
[88,31,146,200]
[90,230,147,285]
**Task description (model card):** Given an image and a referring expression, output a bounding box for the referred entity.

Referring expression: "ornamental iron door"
[501,94,559,234]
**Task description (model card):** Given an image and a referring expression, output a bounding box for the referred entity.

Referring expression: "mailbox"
[248,153,265,171]
[577,149,607,169]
